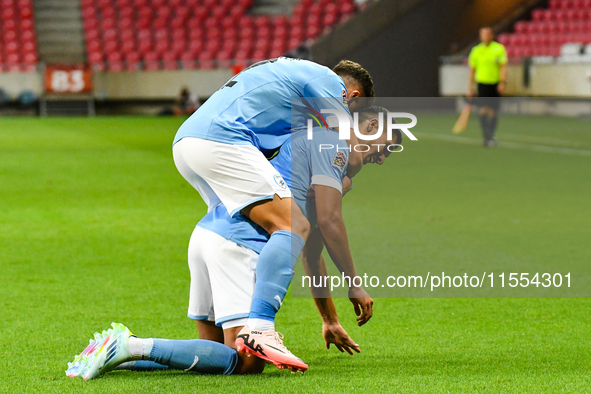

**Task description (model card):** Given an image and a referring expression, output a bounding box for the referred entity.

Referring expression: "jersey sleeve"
[498,45,508,65]
[468,47,477,68]
[309,134,348,193]
[303,73,352,129]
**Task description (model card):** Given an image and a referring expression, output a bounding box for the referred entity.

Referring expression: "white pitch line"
[417,133,591,157]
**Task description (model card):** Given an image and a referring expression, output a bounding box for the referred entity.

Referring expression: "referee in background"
[468,27,508,148]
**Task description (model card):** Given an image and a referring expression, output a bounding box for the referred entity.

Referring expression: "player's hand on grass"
[322,321,360,355]
[348,287,373,326]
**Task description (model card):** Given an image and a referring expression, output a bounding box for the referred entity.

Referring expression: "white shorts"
[187,226,258,328]
[173,137,292,216]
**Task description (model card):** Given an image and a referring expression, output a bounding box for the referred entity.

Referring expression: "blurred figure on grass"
[468,27,508,148]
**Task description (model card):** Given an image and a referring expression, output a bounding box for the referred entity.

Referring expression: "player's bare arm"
[302,228,361,355]
[314,184,374,326]
[468,67,476,97]
[498,63,507,95]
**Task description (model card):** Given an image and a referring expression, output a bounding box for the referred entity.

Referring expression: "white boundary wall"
[0,68,232,100]
[440,62,591,97]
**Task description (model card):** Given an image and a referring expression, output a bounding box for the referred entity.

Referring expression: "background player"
[173,57,374,367]
[468,27,508,148]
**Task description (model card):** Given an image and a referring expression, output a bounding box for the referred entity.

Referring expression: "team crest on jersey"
[342,88,347,105]
[332,151,347,172]
[274,174,287,189]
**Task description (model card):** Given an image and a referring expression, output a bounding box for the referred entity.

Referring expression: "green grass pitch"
[0,115,589,393]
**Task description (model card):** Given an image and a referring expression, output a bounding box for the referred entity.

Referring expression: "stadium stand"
[0,0,38,72]
[81,0,358,71]
[498,0,591,60]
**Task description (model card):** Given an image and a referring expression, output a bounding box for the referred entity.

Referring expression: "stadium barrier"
[0,68,231,100]
[440,58,591,97]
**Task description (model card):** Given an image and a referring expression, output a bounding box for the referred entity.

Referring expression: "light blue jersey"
[196,127,349,253]
[173,57,350,154]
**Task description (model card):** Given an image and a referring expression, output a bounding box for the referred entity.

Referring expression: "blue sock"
[116,360,169,371]
[249,230,306,323]
[149,339,238,375]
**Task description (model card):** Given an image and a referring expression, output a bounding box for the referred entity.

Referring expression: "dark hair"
[358,105,402,145]
[333,60,375,98]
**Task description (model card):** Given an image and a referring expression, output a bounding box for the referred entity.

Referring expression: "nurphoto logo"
[306,109,419,153]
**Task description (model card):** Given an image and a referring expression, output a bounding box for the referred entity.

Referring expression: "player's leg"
[173,138,309,368]
[66,323,239,379]
[195,320,224,343]
[242,196,309,333]
[174,138,309,329]
[486,90,500,146]
[223,325,266,374]
[115,325,265,375]
[479,105,490,143]
[205,229,308,372]
[94,230,243,377]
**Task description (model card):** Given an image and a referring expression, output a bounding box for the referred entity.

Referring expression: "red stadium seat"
[497,33,510,45]
[23,52,38,64]
[306,25,320,39]
[103,28,118,42]
[222,28,238,41]
[154,29,169,42]
[257,26,271,40]
[89,51,104,63]
[125,51,141,63]
[5,41,19,54]
[153,18,169,30]
[171,40,188,55]
[287,37,301,50]
[163,52,179,69]
[104,40,119,53]
[20,5,33,19]
[237,39,253,53]
[216,50,232,68]
[172,29,186,42]
[144,51,161,70]
[251,49,267,62]
[22,40,36,53]
[188,40,203,55]
[273,15,288,27]
[254,38,270,52]
[138,40,153,53]
[222,39,237,54]
[180,52,197,69]
[154,41,170,55]
[205,39,221,53]
[234,49,250,62]
[532,9,544,21]
[323,13,338,27]
[21,18,34,31]
[78,0,359,70]
[269,48,283,58]
[206,27,222,40]
[239,27,254,40]
[188,28,204,42]
[101,6,116,19]
[118,17,133,30]
[290,25,304,40]
[199,51,214,69]
[171,17,186,29]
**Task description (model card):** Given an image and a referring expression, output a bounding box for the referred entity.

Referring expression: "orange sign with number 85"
[45,66,93,94]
